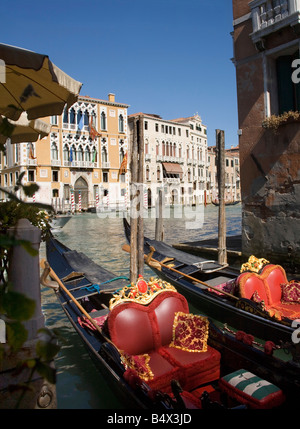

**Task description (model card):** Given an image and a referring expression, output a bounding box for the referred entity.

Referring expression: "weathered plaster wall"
[242,123,300,269]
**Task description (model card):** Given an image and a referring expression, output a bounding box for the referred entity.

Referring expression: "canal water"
[40,203,242,409]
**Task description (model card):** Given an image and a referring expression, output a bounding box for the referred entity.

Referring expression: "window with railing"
[250,0,300,42]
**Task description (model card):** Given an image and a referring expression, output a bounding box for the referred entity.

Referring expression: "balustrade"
[250,0,300,40]
[63,160,97,168]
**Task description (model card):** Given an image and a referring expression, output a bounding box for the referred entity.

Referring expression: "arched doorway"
[74,177,88,210]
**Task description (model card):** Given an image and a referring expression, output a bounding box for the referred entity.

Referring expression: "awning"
[162,162,183,177]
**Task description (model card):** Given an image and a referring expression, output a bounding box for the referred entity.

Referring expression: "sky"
[1,0,239,148]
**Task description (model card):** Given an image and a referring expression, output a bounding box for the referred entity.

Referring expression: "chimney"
[108,93,115,102]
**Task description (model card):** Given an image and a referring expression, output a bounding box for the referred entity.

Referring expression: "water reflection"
[41,204,241,409]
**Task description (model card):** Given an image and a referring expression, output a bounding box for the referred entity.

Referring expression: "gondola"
[211,200,240,206]
[43,236,300,410]
[123,218,300,345]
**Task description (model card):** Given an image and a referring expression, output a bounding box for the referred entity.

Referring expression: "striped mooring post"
[78,191,81,212]
[71,191,75,213]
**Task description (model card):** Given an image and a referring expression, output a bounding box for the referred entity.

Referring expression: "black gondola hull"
[123,218,295,344]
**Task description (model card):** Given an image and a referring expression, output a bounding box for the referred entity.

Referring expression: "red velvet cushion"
[161,345,221,391]
[268,301,300,320]
[281,281,300,303]
[170,312,209,352]
[146,351,183,393]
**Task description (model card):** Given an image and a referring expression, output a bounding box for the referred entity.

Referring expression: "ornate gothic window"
[63,144,69,161]
[102,146,108,163]
[69,108,76,125]
[101,111,106,130]
[51,142,58,160]
[84,146,91,162]
[84,110,89,127]
[119,114,124,132]
[77,145,84,161]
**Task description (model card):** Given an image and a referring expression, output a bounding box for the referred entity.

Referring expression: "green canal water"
[40,204,242,409]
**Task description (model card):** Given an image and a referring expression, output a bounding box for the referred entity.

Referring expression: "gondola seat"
[238,263,300,320]
[107,289,221,393]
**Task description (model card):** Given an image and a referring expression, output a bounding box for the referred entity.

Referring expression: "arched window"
[70,144,76,161]
[101,111,106,130]
[27,143,35,159]
[119,114,124,132]
[77,110,83,130]
[92,146,97,163]
[102,146,108,163]
[51,142,58,160]
[63,107,68,124]
[69,108,76,124]
[84,146,91,162]
[84,110,89,127]
[166,142,169,156]
[77,145,84,161]
[91,112,96,127]
[63,144,69,161]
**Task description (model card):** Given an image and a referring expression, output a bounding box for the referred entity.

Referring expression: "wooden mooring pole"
[216,129,227,265]
[137,115,144,277]
[129,115,144,282]
[155,189,164,241]
[130,117,138,283]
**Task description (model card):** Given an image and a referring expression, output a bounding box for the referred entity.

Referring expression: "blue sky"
[2,0,238,148]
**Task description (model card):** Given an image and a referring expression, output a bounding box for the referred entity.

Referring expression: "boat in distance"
[123,218,300,345]
[42,236,300,409]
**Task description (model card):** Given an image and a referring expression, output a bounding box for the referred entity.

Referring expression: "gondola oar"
[122,244,239,301]
[40,259,104,334]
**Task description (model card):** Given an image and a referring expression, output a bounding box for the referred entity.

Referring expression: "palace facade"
[0,94,130,211]
[0,95,240,211]
[128,113,211,207]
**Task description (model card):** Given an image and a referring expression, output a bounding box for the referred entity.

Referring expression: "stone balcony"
[250,0,300,45]
[63,160,97,168]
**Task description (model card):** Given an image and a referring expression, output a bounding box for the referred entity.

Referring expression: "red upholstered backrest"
[238,264,288,305]
[108,291,189,355]
[238,273,269,302]
[261,265,287,305]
